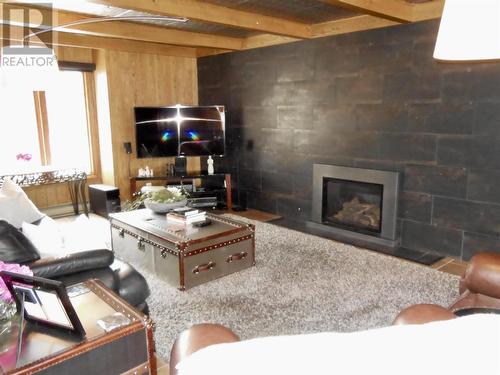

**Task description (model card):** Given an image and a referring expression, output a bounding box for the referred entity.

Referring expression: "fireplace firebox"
[309,164,400,248]
[322,178,383,235]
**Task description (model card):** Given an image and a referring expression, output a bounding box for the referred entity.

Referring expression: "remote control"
[193,219,212,227]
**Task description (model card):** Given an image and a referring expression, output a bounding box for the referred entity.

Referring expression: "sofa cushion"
[0,178,44,228]
[62,214,108,252]
[22,217,65,257]
[0,220,40,263]
[23,215,109,258]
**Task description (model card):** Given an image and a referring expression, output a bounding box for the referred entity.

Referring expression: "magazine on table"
[168,207,207,225]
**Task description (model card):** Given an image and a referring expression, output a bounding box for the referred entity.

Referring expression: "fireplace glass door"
[322,178,383,234]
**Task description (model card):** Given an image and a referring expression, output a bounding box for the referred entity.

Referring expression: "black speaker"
[174,157,187,176]
[89,184,121,218]
[123,142,132,154]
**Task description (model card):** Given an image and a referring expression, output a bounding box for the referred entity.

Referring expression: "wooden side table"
[0,280,155,375]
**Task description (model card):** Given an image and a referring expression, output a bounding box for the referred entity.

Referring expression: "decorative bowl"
[144,198,187,214]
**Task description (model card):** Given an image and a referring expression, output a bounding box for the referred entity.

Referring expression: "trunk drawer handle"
[118,228,125,238]
[192,261,216,274]
[226,252,248,263]
[137,237,145,251]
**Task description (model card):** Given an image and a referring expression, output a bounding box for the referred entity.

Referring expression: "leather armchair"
[454,252,500,310]
[170,324,240,375]
[394,252,500,325]
[0,219,150,313]
[169,252,500,373]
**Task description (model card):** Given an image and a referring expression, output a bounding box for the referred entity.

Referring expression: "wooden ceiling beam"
[0,3,244,50]
[1,24,223,57]
[319,0,444,23]
[242,34,301,50]
[311,14,399,38]
[86,0,311,39]
[56,33,218,58]
[60,20,243,50]
[241,15,398,51]
[411,0,445,22]
[196,48,233,58]
[319,0,413,23]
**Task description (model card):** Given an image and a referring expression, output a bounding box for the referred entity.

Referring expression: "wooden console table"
[0,168,88,215]
[129,173,232,210]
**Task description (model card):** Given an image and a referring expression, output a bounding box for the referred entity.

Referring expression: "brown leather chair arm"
[462,252,500,299]
[458,278,468,295]
[170,323,239,375]
[393,304,456,325]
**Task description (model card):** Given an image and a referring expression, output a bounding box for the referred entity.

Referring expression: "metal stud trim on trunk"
[111,223,179,256]
[185,234,254,257]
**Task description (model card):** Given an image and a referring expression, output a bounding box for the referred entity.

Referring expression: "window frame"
[25,67,101,182]
[33,90,51,165]
[82,71,101,182]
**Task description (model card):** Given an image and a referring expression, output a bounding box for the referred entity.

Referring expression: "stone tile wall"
[198,20,500,259]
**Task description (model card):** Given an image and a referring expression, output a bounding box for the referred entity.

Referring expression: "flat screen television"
[135,107,178,158]
[135,105,225,158]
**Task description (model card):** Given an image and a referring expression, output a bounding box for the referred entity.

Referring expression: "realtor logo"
[0,2,57,68]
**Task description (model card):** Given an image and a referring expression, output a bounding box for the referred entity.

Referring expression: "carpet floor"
[114,215,460,362]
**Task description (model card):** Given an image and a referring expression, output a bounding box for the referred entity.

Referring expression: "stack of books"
[167,207,207,225]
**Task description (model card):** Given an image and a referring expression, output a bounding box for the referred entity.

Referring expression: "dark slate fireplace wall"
[198,19,500,260]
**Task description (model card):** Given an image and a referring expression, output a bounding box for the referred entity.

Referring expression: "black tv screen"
[178,106,225,156]
[135,107,179,158]
[135,105,225,158]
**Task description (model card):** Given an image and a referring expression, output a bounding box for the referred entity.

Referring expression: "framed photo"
[0,271,86,337]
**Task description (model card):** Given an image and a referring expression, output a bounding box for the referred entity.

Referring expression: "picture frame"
[0,271,86,337]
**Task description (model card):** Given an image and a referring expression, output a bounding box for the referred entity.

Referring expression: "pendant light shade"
[434,0,500,62]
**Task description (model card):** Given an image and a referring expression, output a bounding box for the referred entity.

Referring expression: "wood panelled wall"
[26,46,199,209]
[96,50,199,200]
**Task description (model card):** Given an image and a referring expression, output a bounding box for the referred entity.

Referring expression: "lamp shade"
[434,0,500,62]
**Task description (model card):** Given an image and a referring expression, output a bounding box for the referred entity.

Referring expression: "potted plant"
[143,187,189,213]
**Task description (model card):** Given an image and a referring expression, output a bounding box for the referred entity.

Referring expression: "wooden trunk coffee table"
[109,209,256,291]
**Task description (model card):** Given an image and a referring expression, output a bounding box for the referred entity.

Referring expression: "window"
[0,69,99,177]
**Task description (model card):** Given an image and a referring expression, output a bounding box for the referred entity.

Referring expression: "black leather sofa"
[0,219,150,313]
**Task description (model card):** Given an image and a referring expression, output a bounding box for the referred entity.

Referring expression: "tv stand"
[129,173,232,210]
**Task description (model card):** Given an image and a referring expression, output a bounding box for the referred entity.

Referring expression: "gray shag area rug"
[115,215,460,362]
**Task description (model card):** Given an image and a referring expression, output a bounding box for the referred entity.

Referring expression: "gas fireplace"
[309,164,400,248]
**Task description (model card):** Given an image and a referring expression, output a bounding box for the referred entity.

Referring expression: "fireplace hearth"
[308,164,400,248]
